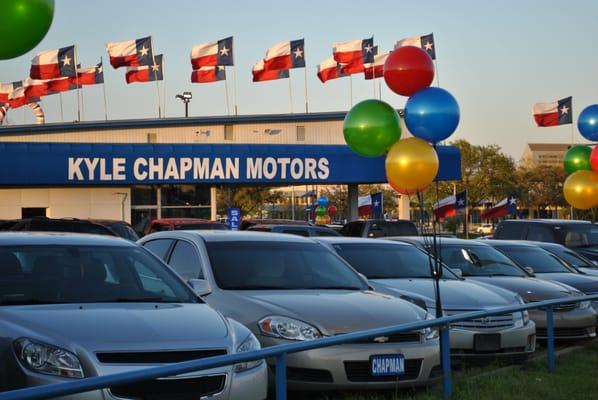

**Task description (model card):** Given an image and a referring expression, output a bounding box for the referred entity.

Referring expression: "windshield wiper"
[108,297,176,303]
[0,299,67,305]
[311,286,362,290]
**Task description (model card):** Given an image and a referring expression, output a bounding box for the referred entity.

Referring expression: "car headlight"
[422,312,439,341]
[13,338,83,378]
[578,300,591,309]
[258,316,322,341]
[513,295,530,327]
[234,333,263,373]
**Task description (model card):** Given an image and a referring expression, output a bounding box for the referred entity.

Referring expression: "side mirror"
[188,278,212,297]
[450,268,463,279]
[524,267,535,276]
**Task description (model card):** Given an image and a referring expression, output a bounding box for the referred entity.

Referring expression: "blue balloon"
[578,105,598,141]
[318,196,329,207]
[404,87,460,143]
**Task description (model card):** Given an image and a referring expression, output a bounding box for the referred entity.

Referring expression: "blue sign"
[0,143,461,185]
[227,207,241,230]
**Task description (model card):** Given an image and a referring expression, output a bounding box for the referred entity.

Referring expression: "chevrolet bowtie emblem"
[373,336,390,343]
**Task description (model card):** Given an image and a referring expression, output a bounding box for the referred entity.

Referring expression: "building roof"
[526,143,571,152]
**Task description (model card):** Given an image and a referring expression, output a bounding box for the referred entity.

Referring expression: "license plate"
[370,354,405,377]
[473,334,501,352]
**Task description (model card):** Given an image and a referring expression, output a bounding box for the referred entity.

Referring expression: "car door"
[142,238,175,261]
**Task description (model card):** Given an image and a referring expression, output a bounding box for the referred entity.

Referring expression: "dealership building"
[0,112,460,229]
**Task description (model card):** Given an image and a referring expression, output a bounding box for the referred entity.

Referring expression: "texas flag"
[46,77,76,94]
[106,36,153,69]
[23,78,49,98]
[8,86,39,109]
[74,61,104,86]
[263,39,305,71]
[533,97,572,127]
[125,54,163,84]
[395,33,436,60]
[316,57,348,83]
[364,53,388,80]
[0,82,23,103]
[252,60,289,82]
[191,36,234,68]
[358,195,373,217]
[433,191,467,219]
[333,37,375,74]
[481,194,517,220]
[371,192,383,219]
[191,66,226,83]
[30,45,77,79]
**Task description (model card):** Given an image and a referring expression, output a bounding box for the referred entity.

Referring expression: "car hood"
[222,290,426,336]
[536,273,598,294]
[467,276,578,302]
[371,279,517,310]
[0,303,230,352]
[578,267,598,277]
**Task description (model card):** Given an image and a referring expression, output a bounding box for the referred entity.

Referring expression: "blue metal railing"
[0,294,596,400]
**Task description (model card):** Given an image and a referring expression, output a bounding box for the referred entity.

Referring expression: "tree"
[515,164,567,217]
[216,185,283,217]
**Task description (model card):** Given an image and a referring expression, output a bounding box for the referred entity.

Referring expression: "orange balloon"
[563,170,598,210]
[386,137,439,194]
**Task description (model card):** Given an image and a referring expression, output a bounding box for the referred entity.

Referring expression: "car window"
[168,240,203,280]
[439,245,527,277]
[143,239,174,260]
[494,222,526,239]
[0,245,197,305]
[556,225,598,248]
[314,228,340,237]
[527,225,553,242]
[552,248,595,269]
[281,229,310,237]
[340,222,363,237]
[205,241,367,290]
[334,243,457,279]
[108,223,140,241]
[378,222,418,237]
[498,247,573,273]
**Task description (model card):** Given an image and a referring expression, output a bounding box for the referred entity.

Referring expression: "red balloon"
[384,46,434,97]
[590,146,598,172]
[327,205,337,217]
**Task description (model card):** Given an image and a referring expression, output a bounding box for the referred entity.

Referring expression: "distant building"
[520,143,571,167]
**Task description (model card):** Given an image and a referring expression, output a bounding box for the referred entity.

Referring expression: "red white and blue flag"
[533,97,572,127]
[7,86,39,109]
[252,60,289,82]
[106,37,153,69]
[263,39,305,71]
[395,33,436,60]
[358,192,383,218]
[333,37,374,74]
[74,61,104,86]
[317,57,348,83]
[364,53,388,80]
[0,82,22,104]
[191,66,226,83]
[481,194,517,220]
[433,191,467,219]
[125,54,163,84]
[191,37,234,68]
[30,46,77,79]
[23,78,50,98]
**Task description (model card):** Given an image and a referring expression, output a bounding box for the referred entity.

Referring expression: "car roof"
[250,224,319,229]
[500,219,594,225]
[385,236,493,247]
[144,230,316,243]
[0,231,134,247]
[88,219,131,225]
[481,239,539,248]
[312,236,412,246]
[346,219,413,223]
[151,218,222,224]
[525,241,566,250]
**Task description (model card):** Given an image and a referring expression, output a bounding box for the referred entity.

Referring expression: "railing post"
[440,325,452,399]
[546,305,555,371]
[275,352,287,400]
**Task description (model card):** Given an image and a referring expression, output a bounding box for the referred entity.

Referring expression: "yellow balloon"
[563,170,598,210]
[386,137,439,195]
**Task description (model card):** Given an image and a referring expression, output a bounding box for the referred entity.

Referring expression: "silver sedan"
[0,232,267,399]
[138,231,441,391]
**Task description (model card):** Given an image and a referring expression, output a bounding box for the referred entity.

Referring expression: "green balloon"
[343,99,402,157]
[316,206,327,216]
[564,145,592,175]
[0,0,55,60]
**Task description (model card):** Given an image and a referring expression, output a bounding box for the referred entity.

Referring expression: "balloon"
[578,105,598,141]
[343,99,402,157]
[383,46,434,97]
[0,0,55,60]
[386,138,439,194]
[564,145,592,175]
[316,206,327,216]
[563,170,598,210]
[590,146,598,172]
[320,215,331,225]
[327,205,338,217]
[404,87,460,143]
[318,196,329,207]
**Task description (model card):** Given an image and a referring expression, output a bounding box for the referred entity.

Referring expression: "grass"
[301,341,598,400]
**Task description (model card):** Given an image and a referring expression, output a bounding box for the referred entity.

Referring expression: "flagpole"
[378,79,382,100]
[303,66,309,113]
[73,45,82,121]
[570,98,574,145]
[59,92,64,122]
[162,54,167,118]
[100,57,108,120]
[232,65,239,115]
[349,75,353,107]
[288,75,294,114]
[224,68,231,115]
[149,37,162,118]
[434,60,440,87]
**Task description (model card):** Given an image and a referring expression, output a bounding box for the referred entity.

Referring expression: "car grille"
[109,375,225,400]
[451,347,527,355]
[287,367,334,382]
[536,327,595,338]
[349,332,422,344]
[446,311,514,330]
[540,303,576,312]
[344,359,422,382]
[97,349,227,364]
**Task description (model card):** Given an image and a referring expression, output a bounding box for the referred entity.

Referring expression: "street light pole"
[175,92,192,118]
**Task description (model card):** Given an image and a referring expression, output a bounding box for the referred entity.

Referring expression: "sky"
[1,0,598,158]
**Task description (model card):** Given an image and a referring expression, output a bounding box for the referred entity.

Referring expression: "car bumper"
[449,321,536,358]
[530,308,597,339]
[260,336,440,390]
[7,362,268,400]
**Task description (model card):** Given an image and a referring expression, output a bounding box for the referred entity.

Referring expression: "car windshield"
[498,247,573,273]
[439,245,527,277]
[0,245,197,305]
[556,224,598,248]
[333,243,457,280]
[206,241,367,290]
[547,247,595,269]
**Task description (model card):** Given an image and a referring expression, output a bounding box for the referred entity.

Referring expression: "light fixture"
[175,92,193,117]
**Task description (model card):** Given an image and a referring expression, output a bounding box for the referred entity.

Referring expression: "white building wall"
[0,188,131,222]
